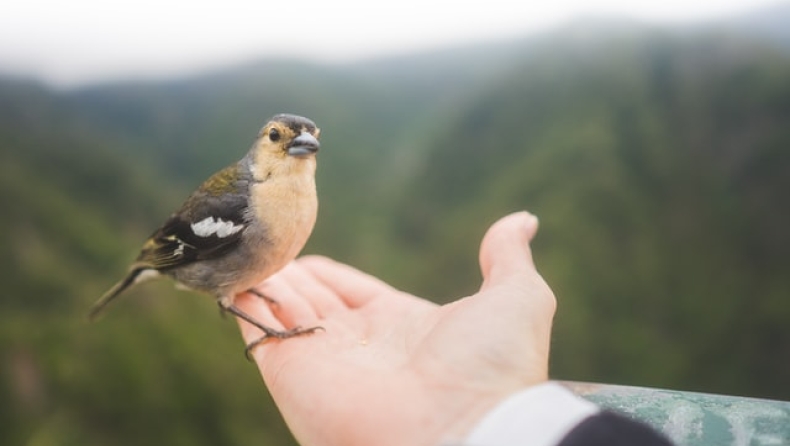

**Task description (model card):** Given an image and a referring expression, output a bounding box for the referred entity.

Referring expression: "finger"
[298,255,396,308]
[278,260,346,318]
[253,274,322,329]
[479,211,539,287]
[475,212,556,349]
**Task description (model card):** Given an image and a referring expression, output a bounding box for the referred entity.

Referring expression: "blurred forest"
[2,10,790,446]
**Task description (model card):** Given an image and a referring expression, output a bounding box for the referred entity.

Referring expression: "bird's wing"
[135,164,251,270]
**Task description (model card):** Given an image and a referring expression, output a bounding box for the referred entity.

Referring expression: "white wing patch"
[190,217,245,238]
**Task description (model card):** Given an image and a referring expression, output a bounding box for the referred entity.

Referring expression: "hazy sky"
[0,0,784,87]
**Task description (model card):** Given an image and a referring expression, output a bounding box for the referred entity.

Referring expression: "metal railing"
[564,382,790,446]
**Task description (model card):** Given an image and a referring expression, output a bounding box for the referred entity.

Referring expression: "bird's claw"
[220,300,323,360]
[244,325,324,361]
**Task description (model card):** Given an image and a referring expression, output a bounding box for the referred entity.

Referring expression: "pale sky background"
[0,0,785,88]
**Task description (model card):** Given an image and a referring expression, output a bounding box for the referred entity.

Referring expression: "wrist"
[431,390,513,445]
[463,382,600,446]
[424,376,549,445]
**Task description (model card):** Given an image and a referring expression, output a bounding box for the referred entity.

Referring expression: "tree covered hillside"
[392,30,790,398]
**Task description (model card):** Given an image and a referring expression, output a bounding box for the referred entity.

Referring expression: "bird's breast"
[240,173,317,287]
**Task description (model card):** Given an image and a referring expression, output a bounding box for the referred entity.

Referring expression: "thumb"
[475,211,556,366]
[479,211,540,287]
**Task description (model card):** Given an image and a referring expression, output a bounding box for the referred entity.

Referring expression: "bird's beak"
[287,132,320,157]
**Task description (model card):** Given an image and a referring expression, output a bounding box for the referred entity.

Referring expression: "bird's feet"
[243,325,324,360]
[220,301,323,360]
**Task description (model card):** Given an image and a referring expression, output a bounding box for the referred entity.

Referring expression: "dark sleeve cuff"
[558,410,674,446]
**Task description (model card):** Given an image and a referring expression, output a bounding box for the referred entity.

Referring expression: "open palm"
[234,212,556,446]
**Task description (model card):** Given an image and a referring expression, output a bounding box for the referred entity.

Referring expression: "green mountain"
[391,30,790,398]
[2,19,789,446]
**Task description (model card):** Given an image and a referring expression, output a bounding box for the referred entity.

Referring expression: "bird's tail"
[87,267,158,322]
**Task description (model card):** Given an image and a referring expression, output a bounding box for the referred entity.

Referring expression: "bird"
[89,113,323,355]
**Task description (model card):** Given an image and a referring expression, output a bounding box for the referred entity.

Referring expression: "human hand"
[234,211,557,446]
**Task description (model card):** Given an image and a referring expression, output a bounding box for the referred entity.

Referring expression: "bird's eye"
[268,128,281,142]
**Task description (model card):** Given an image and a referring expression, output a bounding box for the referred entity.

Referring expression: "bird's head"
[249,114,321,180]
[258,114,320,158]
